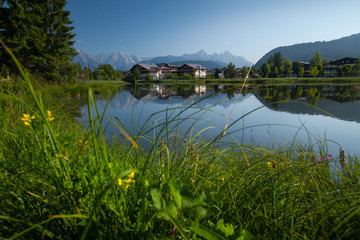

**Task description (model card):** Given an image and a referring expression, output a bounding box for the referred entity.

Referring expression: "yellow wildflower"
[118,178,123,186]
[47,110,54,121]
[125,178,135,184]
[20,113,34,126]
[128,172,135,179]
[267,162,272,167]
[118,171,135,188]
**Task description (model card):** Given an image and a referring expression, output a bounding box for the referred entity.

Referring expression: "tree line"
[218,52,360,79]
[0,0,77,82]
[259,51,360,78]
[75,64,124,81]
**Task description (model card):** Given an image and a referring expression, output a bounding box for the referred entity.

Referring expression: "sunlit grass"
[1,42,360,239]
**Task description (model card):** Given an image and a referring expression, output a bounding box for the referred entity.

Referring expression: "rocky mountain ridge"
[73,49,251,71]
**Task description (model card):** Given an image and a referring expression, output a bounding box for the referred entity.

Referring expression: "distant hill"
[255,33,360,66]
[168,60,225,69]
[74,49,251,71]
[144,50,251,68]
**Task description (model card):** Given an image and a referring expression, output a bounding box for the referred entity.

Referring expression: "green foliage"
[283,58,293,77]
[214,69,220,79]
[260,62,270,78]
[145,73,153,81]
[310,66,320,77]
[255,33,360,67]
[164,73,179,80]
[267,52,293,78]
[299,67,305,77]
[311,51,323,75]
[90,64,123,81]
[2,47,360,239]
[181,73,193,80]
[133,68,140,80]
[240,66,248,78]
[226,62,236,78]
[0,0,77,82]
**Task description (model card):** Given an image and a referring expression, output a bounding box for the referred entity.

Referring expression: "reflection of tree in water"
[307,87,321,106]
[291,86,303,100]
[350,88,360,102]
[223,85,237,100]
[176,84,196,98]
[259,86,291,109]
[124,83,360,105]
[331,86,360,103]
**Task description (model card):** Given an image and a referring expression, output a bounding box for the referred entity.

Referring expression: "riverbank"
[1,78,360,239]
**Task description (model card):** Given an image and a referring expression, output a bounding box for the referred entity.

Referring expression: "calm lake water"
[78,83,360,156]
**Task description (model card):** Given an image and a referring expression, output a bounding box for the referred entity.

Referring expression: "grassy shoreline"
[1,76,360,239]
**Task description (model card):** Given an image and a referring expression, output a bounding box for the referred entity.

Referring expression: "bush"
[145,73,153,81]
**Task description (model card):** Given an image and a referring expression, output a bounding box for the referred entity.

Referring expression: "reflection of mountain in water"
[254,92,360,123]
[89,84,360,123]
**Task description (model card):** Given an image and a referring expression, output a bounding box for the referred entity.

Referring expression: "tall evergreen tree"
[0,0,77,82]
[226,62,236,78]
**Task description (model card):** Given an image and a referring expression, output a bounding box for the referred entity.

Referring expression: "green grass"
[1,53,360,239]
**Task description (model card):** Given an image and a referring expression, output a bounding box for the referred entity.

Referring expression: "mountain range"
[73,49,251,71]
[255,33,360,66]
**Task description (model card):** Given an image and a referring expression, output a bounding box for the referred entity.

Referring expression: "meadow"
[1,59,360,239]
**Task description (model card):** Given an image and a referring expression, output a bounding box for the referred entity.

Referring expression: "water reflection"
[78,83,360,155]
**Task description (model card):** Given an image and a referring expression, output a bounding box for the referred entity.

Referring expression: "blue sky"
[66,0,360,62]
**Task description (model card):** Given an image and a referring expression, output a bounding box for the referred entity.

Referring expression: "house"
[323,57,358,77]
[130,63,160,79]
[180,64,207,78]
[131,62,207,79]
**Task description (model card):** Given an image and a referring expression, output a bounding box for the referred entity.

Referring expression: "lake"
[78,83,360,156]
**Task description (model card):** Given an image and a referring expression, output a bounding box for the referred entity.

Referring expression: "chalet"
[156,63,170,77]
[130,63,160,79]
[180,64,207,78]
[323,57,358,77]
[131,63,207,79]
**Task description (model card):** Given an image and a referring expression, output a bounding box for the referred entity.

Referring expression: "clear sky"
[66,0,360,62]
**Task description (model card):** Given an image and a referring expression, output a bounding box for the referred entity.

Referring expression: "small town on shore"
[129,56,360,80]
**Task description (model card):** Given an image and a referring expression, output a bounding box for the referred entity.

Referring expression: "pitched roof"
[182,64,207,70]
[137,63,159,70]
[156,63,169,68]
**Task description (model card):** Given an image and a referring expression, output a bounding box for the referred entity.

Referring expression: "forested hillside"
[256,33,360,66]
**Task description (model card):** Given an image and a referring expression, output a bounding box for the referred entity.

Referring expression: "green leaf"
[195,207,208,222]
[169,181,182,209]
[150,188,165,211]
[166,202,178,218]
[231,229,252,240]
[190,221,219,240]
[216,219,234,237]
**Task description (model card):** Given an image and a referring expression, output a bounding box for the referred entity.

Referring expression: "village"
[129,57,360,80]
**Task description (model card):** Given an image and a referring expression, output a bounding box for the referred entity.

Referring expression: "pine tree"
[0,0,77,82]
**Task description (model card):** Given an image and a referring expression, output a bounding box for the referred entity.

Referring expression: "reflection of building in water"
[149,85,177,99]
[136,84,210,101]
[195,85,207,95]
